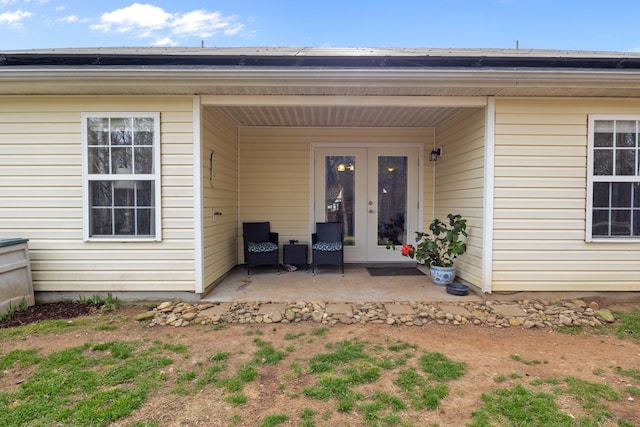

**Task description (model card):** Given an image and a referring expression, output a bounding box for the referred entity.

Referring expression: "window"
[587,115,640,240]
[82,113,161,241]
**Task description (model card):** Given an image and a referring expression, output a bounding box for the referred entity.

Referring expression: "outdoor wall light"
[337,163,354,172]
[429,148,441,162]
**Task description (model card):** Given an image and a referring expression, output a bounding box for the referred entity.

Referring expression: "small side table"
[283,241,308,271]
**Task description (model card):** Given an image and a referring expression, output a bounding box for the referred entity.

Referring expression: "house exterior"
[0,47,639,297]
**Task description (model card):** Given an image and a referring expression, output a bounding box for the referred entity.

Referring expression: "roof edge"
[3,47,640,70]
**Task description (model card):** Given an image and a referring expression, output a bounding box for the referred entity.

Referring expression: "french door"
[313,146,420,262]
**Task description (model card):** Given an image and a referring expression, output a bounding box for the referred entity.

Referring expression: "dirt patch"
[1,302,639,426]
[0,301,102,328]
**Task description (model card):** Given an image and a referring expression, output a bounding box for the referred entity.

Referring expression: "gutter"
[1,67,640,85]
[2,52,640,69]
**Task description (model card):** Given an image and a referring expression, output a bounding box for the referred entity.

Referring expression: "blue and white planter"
[429,265,456,286]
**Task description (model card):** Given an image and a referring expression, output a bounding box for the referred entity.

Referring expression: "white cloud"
[0,10,32,29]
[91,3,244,44]
[58,14,90,24]
[171,10,242,38]
[152,36,177,47]
[91,3,171,34]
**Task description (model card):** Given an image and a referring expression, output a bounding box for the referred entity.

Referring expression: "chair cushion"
[313,241,342,252]
[248,241,278,253]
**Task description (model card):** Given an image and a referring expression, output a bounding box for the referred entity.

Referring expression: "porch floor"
[201,264,484,303]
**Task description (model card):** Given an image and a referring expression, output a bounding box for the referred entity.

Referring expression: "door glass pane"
[325,156,355,245]
[377,156,407,245]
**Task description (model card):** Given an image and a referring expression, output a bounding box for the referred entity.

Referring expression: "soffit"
[214,105,468,127]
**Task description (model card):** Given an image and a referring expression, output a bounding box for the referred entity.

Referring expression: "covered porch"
[199,95,490,295]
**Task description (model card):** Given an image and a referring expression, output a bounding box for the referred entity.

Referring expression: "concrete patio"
[200,264,640,309]
[202,264,483,303]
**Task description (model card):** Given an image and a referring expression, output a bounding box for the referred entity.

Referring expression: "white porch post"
[482,97,496,293]
[193,95,204,294]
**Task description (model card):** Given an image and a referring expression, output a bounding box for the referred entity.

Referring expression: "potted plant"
[387,213,468,286]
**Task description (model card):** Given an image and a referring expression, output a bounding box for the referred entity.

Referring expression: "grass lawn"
[0,306,639,426]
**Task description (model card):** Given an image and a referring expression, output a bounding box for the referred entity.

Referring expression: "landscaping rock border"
[136,299,617,329]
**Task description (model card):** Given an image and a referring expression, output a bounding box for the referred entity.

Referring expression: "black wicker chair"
[312,222,344,275]
[242,222,279,276]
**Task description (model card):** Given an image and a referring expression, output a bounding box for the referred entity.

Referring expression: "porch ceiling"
[214,105,467,127]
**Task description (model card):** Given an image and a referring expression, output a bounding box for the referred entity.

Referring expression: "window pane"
[91,209,113,235]
[594,120,614,147]
[136,181,154,206]
[615,149,635,176]
[592,210,609,236]
[137,209,153,235]
[90,181,112,207]
[112,147,133,173]
[594,149,613,175]
[114,187,134,207]
[616,120,636,147]
[635,183,640,208]
[115,209,135,235]
[611,182,631,207]
[110,118,132,145]
[593,182,610,207]
[611,210,631,236]
[134,147,153,174]
[87,118,109,146]
[634,210,640,236]
[88,147,109,174]
[134,118,154,145]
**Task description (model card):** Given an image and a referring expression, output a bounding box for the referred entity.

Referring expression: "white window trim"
[81,112,162,242]
[586,114,640,242]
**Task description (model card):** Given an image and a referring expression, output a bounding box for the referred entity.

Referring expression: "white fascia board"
[4,68,640,87]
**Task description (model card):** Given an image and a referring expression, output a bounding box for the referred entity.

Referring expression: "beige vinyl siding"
[434,108,486,286]
[238,127,431,263]
[493,98,640,291]
[0,96,196,292]
[201,107,239,292]
[422,131,435,224]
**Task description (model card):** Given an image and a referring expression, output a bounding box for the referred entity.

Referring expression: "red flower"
[401,244,412,256]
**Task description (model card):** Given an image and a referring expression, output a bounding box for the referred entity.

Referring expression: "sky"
[0,0,639,52]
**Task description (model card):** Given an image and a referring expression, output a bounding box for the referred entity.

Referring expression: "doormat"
[366,267,425,276]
